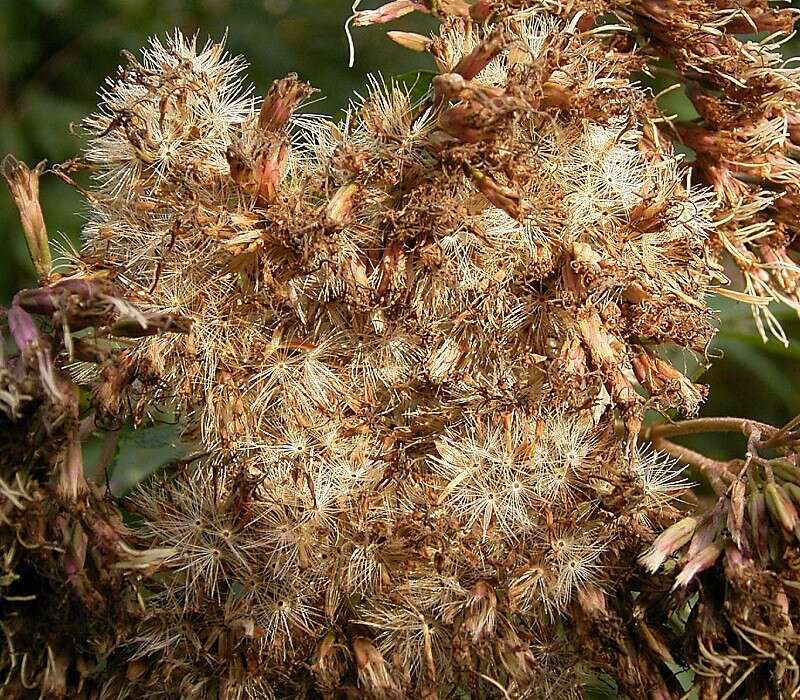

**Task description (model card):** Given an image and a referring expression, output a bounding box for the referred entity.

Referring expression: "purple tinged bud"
[749,491,769,560]
[54,278,100,295]
[13,287,60,315]
[351,0,428,27]
[673,540,723,589]
[723,543,748,573]
[7,304,41,352]
[686,507,723,560]
[7,303,65,402]
[14,278,103,316]
[765,482,798,534]
[639,516,698,573]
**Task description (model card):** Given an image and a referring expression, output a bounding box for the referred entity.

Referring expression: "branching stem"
[650,436,733,495]
[759,413,800,449]
[640,417,786,495]
[641,417,775,442]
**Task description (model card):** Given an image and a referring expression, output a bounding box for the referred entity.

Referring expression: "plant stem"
[651,436,733,495]
[641,417,776,442]
[759,413,800,449]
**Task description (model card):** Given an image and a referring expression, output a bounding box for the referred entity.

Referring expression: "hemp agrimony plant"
[2,1,800,698]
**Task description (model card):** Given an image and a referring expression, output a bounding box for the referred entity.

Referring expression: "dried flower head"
[3,1,799,697]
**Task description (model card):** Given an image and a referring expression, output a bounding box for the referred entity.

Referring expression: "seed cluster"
[74,14,709,697]
[1,0,799,698]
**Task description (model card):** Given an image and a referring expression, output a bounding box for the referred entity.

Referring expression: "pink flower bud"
[468,167,523,220]
[452,30,506,80]
[469,0,496,22]
[673,540,723,589]
[254,141,289,205]
[351,0,428,27]
[639,516,698,573]
[386,31,431,52]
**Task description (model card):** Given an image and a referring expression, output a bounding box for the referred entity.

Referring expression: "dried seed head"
[1,155,50,280]
[7,4,775,694]
[259,74,315,133]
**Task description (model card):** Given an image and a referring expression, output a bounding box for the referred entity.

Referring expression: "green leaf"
[112,422,188,495]
[84,422,188,496]
[715,338,798,410]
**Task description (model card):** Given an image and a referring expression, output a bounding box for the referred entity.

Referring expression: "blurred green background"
[1,0,799,475]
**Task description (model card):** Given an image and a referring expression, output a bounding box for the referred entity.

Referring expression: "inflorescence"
[2,1,800,698]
